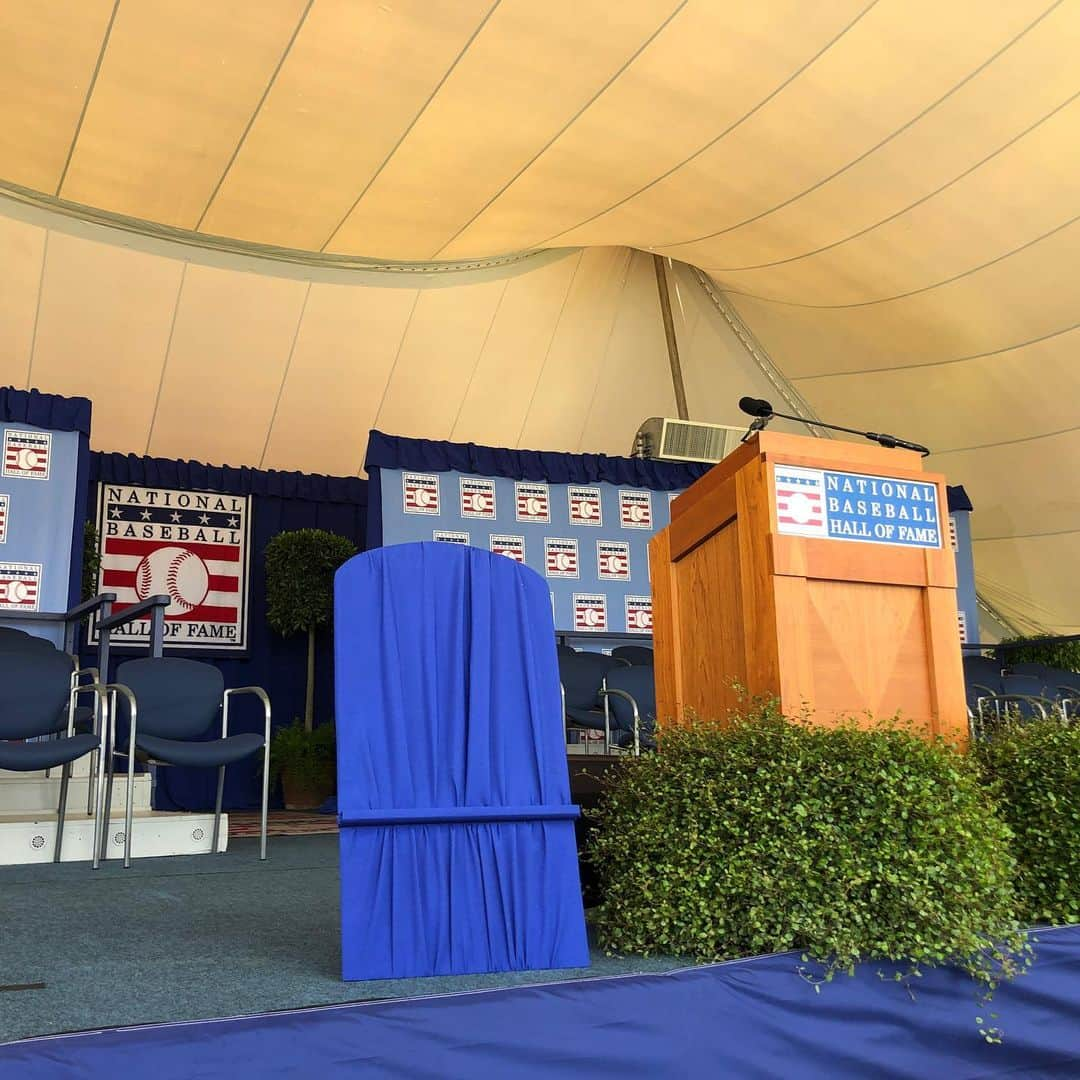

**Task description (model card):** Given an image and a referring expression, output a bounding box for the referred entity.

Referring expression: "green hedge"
[589,704,1027,996]
[993,635,1080,673]
[976,718,1080,924]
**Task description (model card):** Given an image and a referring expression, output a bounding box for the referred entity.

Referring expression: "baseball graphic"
[16,448,39,470]
[473,493,490,512]
[415,488,432,507]
[583,608,600,627]
[788,493,813,524]
[7,580,27,603]
[526,497,542,515]
[554,552,572,571]
[628,504,644,522]
[135,547,209,614]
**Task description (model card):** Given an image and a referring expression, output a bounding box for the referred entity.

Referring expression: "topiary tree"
[264,529,356,731]
[589,702,1028,1013]
[82,520,102,601]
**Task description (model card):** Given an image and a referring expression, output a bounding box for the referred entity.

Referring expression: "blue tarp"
[5,926,1080,1077]
[334,541,589,980]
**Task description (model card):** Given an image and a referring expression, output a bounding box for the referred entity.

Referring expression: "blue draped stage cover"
[334,541,589,979]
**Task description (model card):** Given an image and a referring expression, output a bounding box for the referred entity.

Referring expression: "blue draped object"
[334,541,588,980]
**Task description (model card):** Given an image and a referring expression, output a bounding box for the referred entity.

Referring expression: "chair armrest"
[598,687,641,754]
[67,682,111,740]
[92,682,139,758]
[979,693,1056,722]
[222,686,272,743]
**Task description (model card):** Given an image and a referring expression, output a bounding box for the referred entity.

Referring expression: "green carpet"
[0,835,684,1045]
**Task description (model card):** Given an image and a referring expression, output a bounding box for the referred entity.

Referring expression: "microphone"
[738,396,774,418]
[736,396,931,456]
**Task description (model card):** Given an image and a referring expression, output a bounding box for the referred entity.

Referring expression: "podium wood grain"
[650,432,967,743]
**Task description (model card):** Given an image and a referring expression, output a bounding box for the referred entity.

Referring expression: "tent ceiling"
[0,0,1076,634]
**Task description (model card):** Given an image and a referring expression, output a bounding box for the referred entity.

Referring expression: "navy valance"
[365,429,711,491]
[0,387,91,436]
[93,452,368,505]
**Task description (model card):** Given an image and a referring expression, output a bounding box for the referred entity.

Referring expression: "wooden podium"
[649,432,967,742]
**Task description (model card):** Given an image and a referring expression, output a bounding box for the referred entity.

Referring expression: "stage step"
[0,770,151,814]
[0,810,227,865]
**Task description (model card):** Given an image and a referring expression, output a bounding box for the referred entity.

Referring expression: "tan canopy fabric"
[0,1,1076,634]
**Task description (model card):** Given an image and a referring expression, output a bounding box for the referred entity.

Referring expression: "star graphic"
[140,509,152,521]
[109,507,122,519]
[227,517,239,528]
[198,513,210,525]
[170,511,181,523]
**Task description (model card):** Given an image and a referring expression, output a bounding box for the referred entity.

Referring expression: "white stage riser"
[0,774,151,814]
[0,812,228,865]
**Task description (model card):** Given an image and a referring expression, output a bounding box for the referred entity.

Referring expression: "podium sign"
[650,432,967,743]
[775,466,942,548]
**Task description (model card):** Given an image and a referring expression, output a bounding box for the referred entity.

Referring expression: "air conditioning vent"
[632,418,743,464]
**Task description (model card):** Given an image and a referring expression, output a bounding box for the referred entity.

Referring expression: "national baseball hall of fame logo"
[94,484,251,651]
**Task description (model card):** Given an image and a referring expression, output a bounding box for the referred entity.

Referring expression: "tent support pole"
[652,254,689,420]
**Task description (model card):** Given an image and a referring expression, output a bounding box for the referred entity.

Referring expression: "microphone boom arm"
[757,408,930,457]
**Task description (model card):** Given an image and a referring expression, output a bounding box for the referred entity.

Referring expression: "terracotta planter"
[280,766,334,811]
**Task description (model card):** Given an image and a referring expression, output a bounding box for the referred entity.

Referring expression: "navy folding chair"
[558,651,624,752]
[598,664,656,754]
[0,648,108,865]
[611,644,654,666]
[0,625,100,789]
[963,654,1003,686]
[108,658,270,867]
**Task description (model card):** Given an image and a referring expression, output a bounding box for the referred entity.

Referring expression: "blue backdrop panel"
[0,387,90,646]
[86,453,367,811]
[6,925,1080,1078]
[335,541,588,980]
[364,431,978,650]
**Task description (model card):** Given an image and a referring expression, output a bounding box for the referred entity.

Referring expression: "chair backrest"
[556,643,579,658]
[0,647,74,739]
[1002,673,1053,700]
[115,657,223,739]
[0,627,59,652]
[963,655,1002,683]
[1006,663,1080,696]
[603,665,656,733]
[1006,661,1056,679]
[558,651,623,709]
[611,644,654,666]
